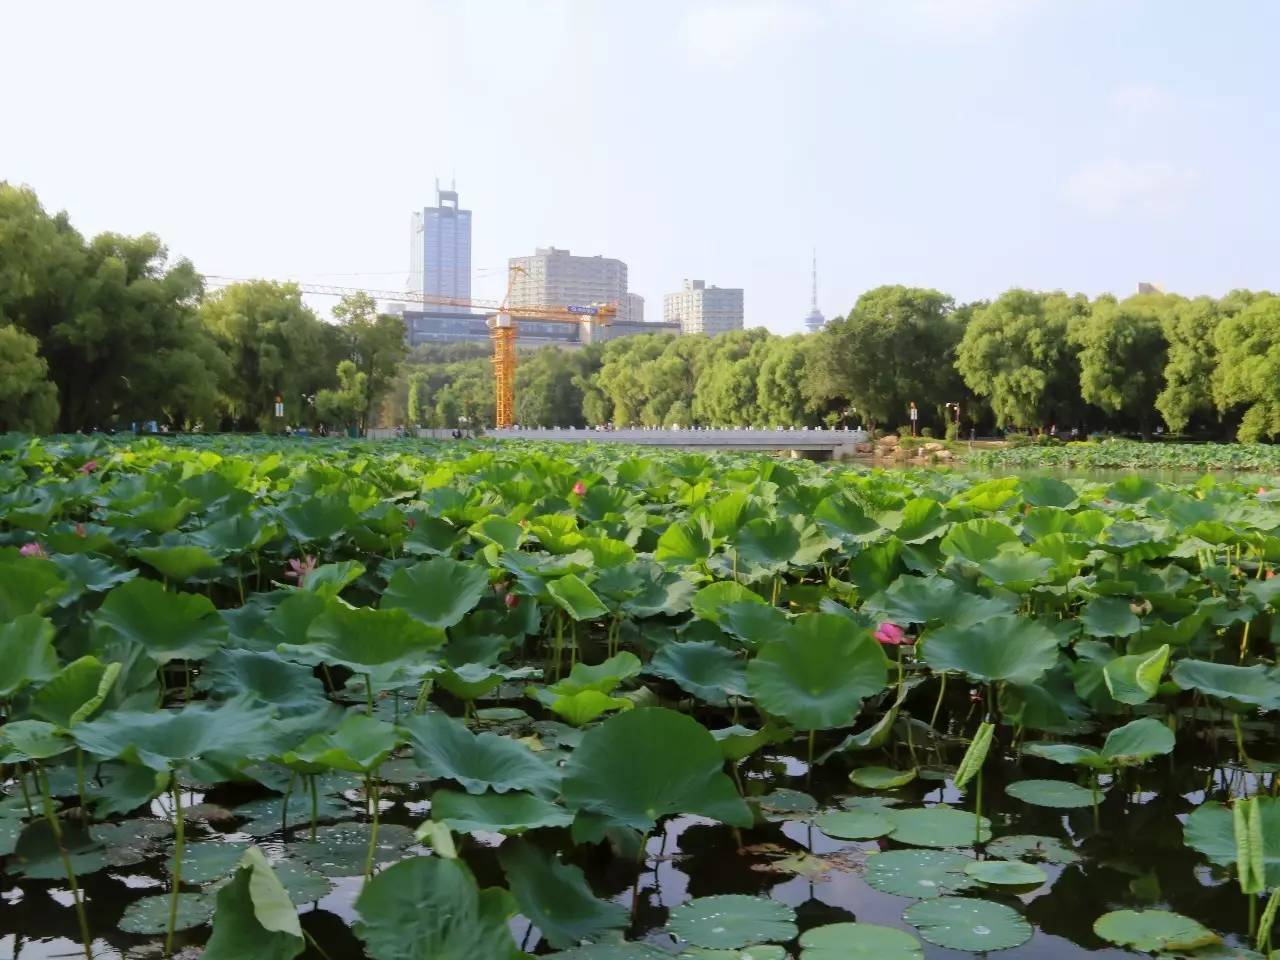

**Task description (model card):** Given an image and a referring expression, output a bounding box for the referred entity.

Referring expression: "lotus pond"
[3,434,1280,960]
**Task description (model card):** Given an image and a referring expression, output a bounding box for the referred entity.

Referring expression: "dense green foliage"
[5,183,1280,442]
[970,438,1280,473]
[2,434,1280,955]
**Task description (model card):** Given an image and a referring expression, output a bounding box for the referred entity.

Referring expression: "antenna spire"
[810,247,818,311]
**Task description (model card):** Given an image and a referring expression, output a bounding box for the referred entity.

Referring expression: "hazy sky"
[4,1,1278,332]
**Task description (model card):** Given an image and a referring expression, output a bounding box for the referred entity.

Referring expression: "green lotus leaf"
[814,495,883,544]
[1019,476,1079,509]
[647,641,747,707]
[666,895,797,949]
[50,553,137,600]
[963,859,1047,886]
[0,719,72,760]
[1022,742,1105,768]
[381,557,489,628]
[862,576,1013,628]
[1005,779,1096,808]
[354,856,521,960]
[499,839,628,949]
[193,512,280,555]
[132,544,221,581]
[1099,716,1175,765]
[730,516,804,574]
[920,614,1059,686]
[1080,596,1142,638]
[720,601,790,649]
[271,859,333,905]
[294,822,415,876]
[549,652,642,695]
[747,613,889,731]
[431,789,573,834]
[884,806,991,847]
[1093,910,1220,954]
[279,495,361,543]
[691,581,764,624]
[549,690,635,726]
[1171,659,1280,710]
[1184,798,1280,887]
[561,707,751,832]
[814,809,894,839]
[72,695,277,771]
[296,560,366,597]
[985,834,1079,864]
[800,922,924,960]
[284,599,445,672]
[846,538,904,594]
[283,712,401,774]
[404,712,559,797]
[851,766,917,790]
[30,656,120,728]
[0,613,58,698]
[172,841,248,884]
[0,551,67,619]
[680,948,787,960]
[118,892,215,934]
[1103,644,1169,705]
[977,547,1055,590]
[91,762,172,818]
[202,847,304,960]
[713,722,790,762]
[864,849,978,898]
[551,944,671,960]
[939,518,1019,563]
[755,787,818,821]
[234,792,349,837]
[12,818,106,878]
[0,818,20,857]
[92,577,228,664]
[544,573,608,621]
[893,498,948,543]
[198,649,330,718]
[655,516,714,565]
[903,897,1031,951]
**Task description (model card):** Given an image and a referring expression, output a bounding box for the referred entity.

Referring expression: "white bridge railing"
[486,427,870,449]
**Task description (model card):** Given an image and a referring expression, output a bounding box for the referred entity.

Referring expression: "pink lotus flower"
[572,481,587,496]
[19,542,47,559]
[79,460,98,474]
[874,622,910,646]
[504,592,521,609]
[75,523,87,538]
[405,517,417,531]
[284,555,318,587]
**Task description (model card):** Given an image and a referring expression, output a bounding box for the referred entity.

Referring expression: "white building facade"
[507,247,642,322]
[663,279,744,335]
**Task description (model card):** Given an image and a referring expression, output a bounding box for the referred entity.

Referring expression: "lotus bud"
[19,542,47,559]
[504,592,521,609]
[572,481,587,496]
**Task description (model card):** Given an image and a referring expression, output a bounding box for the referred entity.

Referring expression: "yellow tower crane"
[202,269,617,429]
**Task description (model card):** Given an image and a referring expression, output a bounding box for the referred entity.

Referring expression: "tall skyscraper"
[803,249,827,333]
[409,181,471,311]
[663,279,744,336]
[507,247,638,321]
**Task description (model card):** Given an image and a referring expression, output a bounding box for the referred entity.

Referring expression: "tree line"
[0,184,406,434]
[4,183,1279,441]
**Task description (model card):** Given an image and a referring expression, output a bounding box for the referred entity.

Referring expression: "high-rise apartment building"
[626,292,645,325]
[508,247,639,321]
[663,279,744,336]
[409,181,471,311]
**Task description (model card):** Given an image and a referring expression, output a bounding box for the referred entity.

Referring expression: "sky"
[4,0,1279,333]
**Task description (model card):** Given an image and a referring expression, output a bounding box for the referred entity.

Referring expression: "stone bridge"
[486,427,870,459]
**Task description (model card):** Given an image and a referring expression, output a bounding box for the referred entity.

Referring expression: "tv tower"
[803,248,827,333]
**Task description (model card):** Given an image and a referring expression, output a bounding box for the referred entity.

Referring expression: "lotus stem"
[807,729,816,784]
[630,833,648,919]
[363,775,380,880]
[929,673,947,732]
[364,673,375,717]
[166,780,185,958]
[552,613,564,682]
[18,762,33,818]
[1250,891,1258,937]
[1257,888,1280,951]
[974,765,983,848]
[304,929,335,960]
[1240,619,1252,663]
[74,749,88,821]
[281,772,296,838]
[309,775,319,841]
[37,765,92,960]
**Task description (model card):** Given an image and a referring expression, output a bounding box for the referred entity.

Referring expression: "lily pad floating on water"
[293,822,415,876]
[963,859,1048,887]
[850,766,916,790]
[814,809,894,840]
[551,944,671,960]
[884,806,992,848]
[755,788,817,822]
[173,841,248,884]
[499,840,628,949]
[268,859,333,905]
[1006,779,1097,809]
[118,891,215,933]
[985,834,1080,865]
[666,895,797,949]
[799,922,924,960]
[678,948,787,960]
[902,896,1032,951]
[1092,909,1221,953]
[864,849,978,898]
[431,788,574,834]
